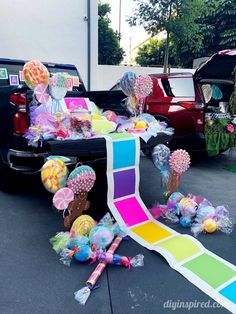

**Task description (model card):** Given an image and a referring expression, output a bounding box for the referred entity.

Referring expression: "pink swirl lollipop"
[53,187,74,210]
[169,149,191,175]
[34,84,50,104]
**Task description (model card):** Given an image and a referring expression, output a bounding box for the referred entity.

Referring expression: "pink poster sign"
[64,97,89,111]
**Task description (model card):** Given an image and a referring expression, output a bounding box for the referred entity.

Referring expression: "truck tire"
[0,161,18,192]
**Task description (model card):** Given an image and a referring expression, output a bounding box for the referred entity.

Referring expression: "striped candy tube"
[86,235,123,287]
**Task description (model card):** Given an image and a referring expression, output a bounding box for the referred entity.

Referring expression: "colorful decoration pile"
[120,71,153,116]
[22,61,173,147]
[151,192,234,237]
[41,158,144,305]
[152,144,190,196]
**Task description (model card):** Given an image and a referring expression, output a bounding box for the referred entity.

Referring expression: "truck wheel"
[0,161,17,192]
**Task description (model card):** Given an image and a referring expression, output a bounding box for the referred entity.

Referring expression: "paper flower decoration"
[226,124,234,133]
[169,149,190,175]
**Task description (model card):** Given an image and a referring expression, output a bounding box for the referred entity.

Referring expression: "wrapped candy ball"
[177,197,197,218]
[68,235,89,250]
[196,205,216,221]
[41,158,68,193]
[71,215,96,237]
[23,60,49,90]
[167,192,184,212]
[203,218,218,233]
[215,206,229,218]
[179,216,192,228]
[67,165,96,194]
[74,244,93,262]
[89,225,114,249]
[104,110,118,123]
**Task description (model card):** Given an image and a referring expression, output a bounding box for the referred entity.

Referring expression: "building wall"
[0,0,98,90]
[94,65,195,90]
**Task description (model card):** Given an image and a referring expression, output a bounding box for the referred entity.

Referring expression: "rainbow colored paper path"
[105,134,236,313]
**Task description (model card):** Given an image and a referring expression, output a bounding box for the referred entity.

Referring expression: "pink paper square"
[114,196,149,227]
[65,97,89,111]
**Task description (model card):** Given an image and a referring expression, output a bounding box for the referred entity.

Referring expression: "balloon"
[179,216,192,228]
[23,60,49,90]
[169,149,191,174]
[71,215,96,236]
[67,165,96,194]
[120,71,137,96]
[41,158,68,193]
[89,225,114,249]
[211,85,223,100]
[49,73,67,100]
[177,197,197,218]
[203,219,217,233]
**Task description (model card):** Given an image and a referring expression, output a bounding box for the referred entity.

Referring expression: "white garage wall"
[0,0,98,90]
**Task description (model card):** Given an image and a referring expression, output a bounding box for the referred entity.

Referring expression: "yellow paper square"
[131,221,172,244]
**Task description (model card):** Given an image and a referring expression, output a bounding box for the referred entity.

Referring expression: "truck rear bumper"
[170,132,206,151]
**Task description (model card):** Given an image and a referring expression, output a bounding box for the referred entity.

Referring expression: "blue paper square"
[220,280,236,304]
[113,140,136,169]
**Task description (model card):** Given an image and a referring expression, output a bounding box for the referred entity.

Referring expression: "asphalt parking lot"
[0,149,236,314]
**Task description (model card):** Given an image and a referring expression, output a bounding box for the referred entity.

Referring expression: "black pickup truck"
[0,58,171,191]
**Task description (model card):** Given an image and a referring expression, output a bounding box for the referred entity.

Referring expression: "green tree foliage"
[98,2,125,65]
[128,0,205,71]
[135,38,176,66]
[199,0,236,56]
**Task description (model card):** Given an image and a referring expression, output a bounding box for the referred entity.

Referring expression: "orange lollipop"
[23,60,49,90]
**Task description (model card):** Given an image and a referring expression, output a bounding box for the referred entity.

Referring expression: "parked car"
[112,49,236,152]
[0,58,171,191]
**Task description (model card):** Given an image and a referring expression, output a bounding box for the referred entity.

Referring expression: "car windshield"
[161,77,195,97]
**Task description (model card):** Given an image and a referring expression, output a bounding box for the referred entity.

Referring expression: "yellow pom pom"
[135,121,147,129]
[71,215,96,236]
[203,219,217,233]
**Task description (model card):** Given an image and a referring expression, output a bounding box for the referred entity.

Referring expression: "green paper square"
[0,68,8,79]
[156,235,201,262]
[183,253,236,289]
[108,133,134,140]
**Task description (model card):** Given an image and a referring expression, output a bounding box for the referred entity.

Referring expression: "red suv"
[145,49,236,151]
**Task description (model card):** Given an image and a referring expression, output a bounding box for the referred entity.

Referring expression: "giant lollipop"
[64,165,96,228]
[41,158,68,193]
[120,71,137,96]
[167,149,190,196]
[134,75,153,113]
[49,73,68,113]
[23,60,49,90]
[152,144,170,184]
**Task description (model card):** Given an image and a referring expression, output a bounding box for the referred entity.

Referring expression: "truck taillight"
[179,102,204,110]
[10,93,28,134]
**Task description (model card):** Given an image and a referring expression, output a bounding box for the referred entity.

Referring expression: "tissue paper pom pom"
[71,215,96,237]
[169,149,190,174]
[89,226,114,249]
[41,159,68,193]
